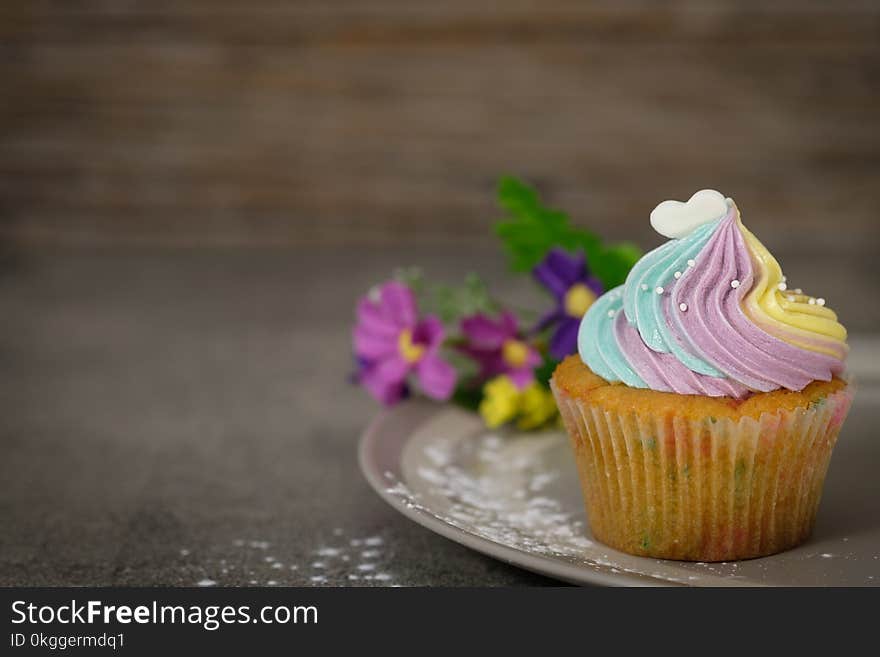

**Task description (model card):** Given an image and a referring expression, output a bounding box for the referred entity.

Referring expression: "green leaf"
[533,355,560,388]
[494,176,642,290]
[432,273,497,324]
[450,380,484,412]
[497,176,540,214]
[393,269,498,325]
[588,241,642,289]
[495,176,593,272]
[393,266,425,295]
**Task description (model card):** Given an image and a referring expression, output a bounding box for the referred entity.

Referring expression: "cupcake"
[551,190,852,562]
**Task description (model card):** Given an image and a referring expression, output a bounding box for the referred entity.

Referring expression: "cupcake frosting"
[578,190,847,398]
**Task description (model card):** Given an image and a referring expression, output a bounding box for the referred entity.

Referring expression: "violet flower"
[533,248,603,360]
[459,311,541,389]
[353,281,456,405]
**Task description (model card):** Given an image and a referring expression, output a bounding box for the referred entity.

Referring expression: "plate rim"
[358,401,683,587]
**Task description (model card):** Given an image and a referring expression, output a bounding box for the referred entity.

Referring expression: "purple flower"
[458,311,541,389]
[533,248,603,360]
[353,281,456,406]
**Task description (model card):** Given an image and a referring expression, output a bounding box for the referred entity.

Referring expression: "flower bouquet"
[351,177,642,430]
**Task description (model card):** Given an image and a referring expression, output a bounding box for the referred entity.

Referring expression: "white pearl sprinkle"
[794,288,803,294]
[817,298,826,306]
[730,279,740,289]
[655,286,664,295]
[787,295,795,302]
[687,259,696,268]
[674,271,682,279]
[640,284,648,291]
[778,282,787,291]
[808,298,816,305]
[679,303,688,312]
[607,310,616,318]
[781,276,787,283]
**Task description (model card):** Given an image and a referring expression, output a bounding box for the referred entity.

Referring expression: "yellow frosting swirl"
[738,211,847,360]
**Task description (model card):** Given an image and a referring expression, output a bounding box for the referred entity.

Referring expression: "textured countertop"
[0,246,567,586]
[2,245,877,587]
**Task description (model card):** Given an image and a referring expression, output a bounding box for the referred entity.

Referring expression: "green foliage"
[494,176,641,289]
[394,269,496,325]
[588,241,643,291]
[495,177,597,271]
[432,273,497,324]
[533,354,559,388]
[393,266,426,295]
[450,380,484,412]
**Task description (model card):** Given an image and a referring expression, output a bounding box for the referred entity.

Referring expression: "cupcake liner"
[551,380,853,561]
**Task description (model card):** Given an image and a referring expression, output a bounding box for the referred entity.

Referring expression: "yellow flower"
[516,383,559,430]
[478,376,559,430]
[478,376,521,428]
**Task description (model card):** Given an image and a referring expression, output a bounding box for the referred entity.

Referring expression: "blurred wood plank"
[1,1,879,251]
[4,1,880,45]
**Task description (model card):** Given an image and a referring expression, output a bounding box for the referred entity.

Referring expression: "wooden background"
[2,0,879,251]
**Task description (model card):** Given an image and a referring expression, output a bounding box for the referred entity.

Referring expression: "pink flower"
[353,281,456,405]
[458,311,541,389]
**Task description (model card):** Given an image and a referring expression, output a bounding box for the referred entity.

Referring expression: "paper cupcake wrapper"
[551,382,853,561]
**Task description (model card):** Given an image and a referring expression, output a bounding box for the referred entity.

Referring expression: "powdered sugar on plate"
[369,404,880,586]
[389,424,696,584]
[383,413,729,585]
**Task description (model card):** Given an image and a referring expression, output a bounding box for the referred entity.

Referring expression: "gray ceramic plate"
[359,391,880,586]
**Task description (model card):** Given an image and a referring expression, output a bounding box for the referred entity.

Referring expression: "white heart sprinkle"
[650,189,730,239]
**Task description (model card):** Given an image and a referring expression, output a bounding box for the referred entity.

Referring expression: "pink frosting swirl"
[669,213,843,393]
[578,202,847,398]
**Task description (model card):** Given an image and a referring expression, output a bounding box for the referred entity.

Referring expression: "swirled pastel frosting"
[578,191,847,398]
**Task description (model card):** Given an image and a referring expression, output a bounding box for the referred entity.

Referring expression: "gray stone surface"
[0,246,561,586]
